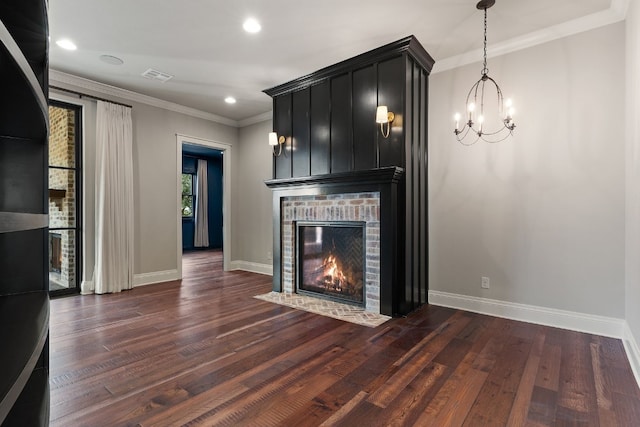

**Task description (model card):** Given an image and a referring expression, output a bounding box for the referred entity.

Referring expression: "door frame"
[176,134,231,277]
[48,99,83,296]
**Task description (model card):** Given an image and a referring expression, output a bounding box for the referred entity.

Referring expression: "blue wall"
[182,144,223,251]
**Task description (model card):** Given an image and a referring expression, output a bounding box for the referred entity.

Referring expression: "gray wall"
[50,86,238,284]
[130,103,236,274]
[428,22,626,318]
[626,2,640,348]
[234,119,274,266]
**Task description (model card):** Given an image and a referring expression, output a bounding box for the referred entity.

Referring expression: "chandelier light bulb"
[468,102,476,113]
[505,98,513,108]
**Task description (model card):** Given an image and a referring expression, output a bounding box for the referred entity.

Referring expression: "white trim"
[238,111,272,128]
[428,290,625,339]
[176,134,232,278]
[432,0,629,74]
[230,260,273,276]
[623,322,640,389]
[133,269,180,287]
[81,271,180,293]
[50,70,239,127]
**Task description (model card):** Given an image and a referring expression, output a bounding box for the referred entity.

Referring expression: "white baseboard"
[623,322,640,388]
[428,290,625,338]
[230,260,273,276]
[133,269,180,287]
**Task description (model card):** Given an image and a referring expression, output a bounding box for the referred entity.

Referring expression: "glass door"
[48,100,82,295]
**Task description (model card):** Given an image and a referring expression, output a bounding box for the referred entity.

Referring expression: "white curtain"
[86,101,134,294]
[194,159,209,247]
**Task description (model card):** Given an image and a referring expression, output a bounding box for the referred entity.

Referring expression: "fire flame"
[323,255,346,290]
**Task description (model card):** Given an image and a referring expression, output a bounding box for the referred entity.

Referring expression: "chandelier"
[454,0,516,145]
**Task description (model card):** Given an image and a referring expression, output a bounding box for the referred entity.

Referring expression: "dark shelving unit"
[0,1,50,426]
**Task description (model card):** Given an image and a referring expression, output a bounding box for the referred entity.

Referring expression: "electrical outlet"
[481,276,490,289]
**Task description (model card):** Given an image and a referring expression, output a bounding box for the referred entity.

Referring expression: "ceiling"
[49,0,617,123]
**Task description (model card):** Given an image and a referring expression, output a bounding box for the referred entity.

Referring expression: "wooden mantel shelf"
[265,166,404,190]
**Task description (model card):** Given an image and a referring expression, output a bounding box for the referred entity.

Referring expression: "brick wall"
[281,192,381,313]
[48,106,76,288]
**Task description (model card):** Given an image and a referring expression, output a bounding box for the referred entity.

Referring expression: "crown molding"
[432,0,629,74]
[238,111,272,127]
[49,70,239,127]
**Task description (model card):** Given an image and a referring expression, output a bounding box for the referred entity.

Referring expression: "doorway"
[48,100,82,295]
[181,144,223,251]
[176,134,231,278]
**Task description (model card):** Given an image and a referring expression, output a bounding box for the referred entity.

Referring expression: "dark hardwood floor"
[50,250,640,426]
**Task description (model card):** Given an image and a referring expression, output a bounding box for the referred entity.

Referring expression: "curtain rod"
[50,85,133,109]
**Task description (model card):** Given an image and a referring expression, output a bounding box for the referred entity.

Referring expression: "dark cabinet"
[0,1,50,425]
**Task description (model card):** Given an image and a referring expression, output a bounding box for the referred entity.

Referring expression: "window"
[48,101,82,295]
[182,173,195,217]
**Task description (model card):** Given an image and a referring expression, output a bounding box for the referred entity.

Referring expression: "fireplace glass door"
[296,221,365,306]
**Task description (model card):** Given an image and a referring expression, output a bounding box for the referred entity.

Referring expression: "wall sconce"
[376,106,395,138]
[269,131,285,156]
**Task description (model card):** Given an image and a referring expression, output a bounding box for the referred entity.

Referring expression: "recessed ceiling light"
[242,18,261,33]
[56,39,77,50]
[225,96,237,104]
[99,54,124,65]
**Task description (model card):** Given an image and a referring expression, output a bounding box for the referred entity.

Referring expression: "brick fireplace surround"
[266,167,404,317]
[282,192,381,313]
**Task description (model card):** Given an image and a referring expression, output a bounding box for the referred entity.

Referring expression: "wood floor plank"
[48,249,640,426]
[507,330,546,426]
[462,334,534,426]
[556,331,600,425]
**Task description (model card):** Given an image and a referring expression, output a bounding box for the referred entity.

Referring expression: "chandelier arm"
[482,74,505,115]
[480,79,486,117]
[477,126,511,136]
[481,129,514,144]
[459,131,481,146]
[465,79,481,105]
[455,126,473,141]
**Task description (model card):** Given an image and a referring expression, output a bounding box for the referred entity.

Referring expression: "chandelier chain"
[482,7,488,76]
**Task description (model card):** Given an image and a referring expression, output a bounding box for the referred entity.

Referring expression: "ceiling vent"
[141,68,173,82]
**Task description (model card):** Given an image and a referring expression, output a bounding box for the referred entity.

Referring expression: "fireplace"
[297,221,365,306]
[266,167,407,316]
